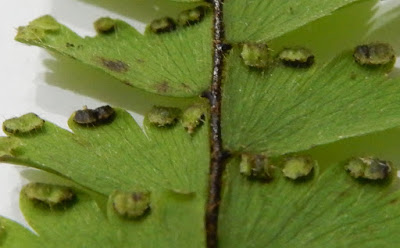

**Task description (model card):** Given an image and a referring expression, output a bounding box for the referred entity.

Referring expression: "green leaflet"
[0,107,209,247]
[3,0,400,247]
[224,0,364,42]
[2,113,44,135]
[222,48,400,155]
[219,156,400,248]
[0,108,209,194]
[0,138,20,158]
[0,218,43,248]
[15,14,212,97]
[1,186,205,247]
[14,0,368,98]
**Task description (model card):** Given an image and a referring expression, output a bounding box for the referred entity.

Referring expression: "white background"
[0,0,400,228]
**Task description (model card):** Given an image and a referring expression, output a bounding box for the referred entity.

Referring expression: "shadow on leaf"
[39,53,195,116]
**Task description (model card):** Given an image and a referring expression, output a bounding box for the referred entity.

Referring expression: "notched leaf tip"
[23,183,75,208]
[15,15,60,43]
[178,6,207,27]
[281,155,315,180]
[73,105,115,126]
[240,43,271,69]
[345,157,392,180]
[0,137,20,158]
[94,17,116,34]
[182,101,208,134]
[240,153,274,181]
[148,106,181,127]
[3,113,44,135]
[278,47,315,68]
[353,42,396,67]
[149,17,177,34]
[111,190,151,220]
[148,5,210,34]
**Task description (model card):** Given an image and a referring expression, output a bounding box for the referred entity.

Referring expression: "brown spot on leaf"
[100,58,129,73]
[181,83,191,91]
[122,80,132,86]
[338,191,349,198]
[155,81,170,93]
[136,59,145,63]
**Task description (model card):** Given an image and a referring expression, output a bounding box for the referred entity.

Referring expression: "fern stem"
[206,0,226,247]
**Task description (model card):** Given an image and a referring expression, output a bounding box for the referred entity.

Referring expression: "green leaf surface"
[15,15,212,97]
[224,0,364,42]
[4,1,400,247]
[0,107,209,247]
[0,218,42,248]
[1,186,205,247]
[219,157,400,248]
[0,108,209,194]
[222,48,400,155]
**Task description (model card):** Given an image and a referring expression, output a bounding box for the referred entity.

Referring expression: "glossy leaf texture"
[219,155,400,248]
[2,0,400,247]
[0,107,209,247]
[15,14,213,97]
[222,48,400,155]
[1,187,205,248]
[224,0,364,42]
